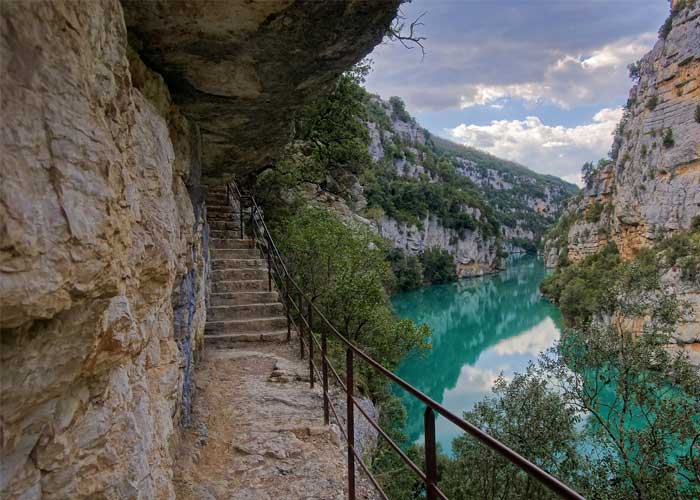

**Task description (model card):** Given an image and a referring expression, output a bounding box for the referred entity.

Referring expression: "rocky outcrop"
[0,1,398,498]
[378,215,501,278]
[547,1,700,265]
[122,0,400,179]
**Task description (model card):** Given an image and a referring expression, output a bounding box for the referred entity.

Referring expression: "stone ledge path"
[174,186,375,499]
[174,343,354,499]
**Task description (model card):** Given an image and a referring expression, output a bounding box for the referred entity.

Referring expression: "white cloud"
[493,318,560,356]
[448,107,622,179]
[456,34,655,110]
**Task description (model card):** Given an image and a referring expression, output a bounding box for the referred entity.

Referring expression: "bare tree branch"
[387,10,427,59]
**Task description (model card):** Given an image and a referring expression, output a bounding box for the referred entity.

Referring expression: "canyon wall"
[0,0,397,498]
[365,96,574,277]
[545,1,700,266]
[542,0,700,360]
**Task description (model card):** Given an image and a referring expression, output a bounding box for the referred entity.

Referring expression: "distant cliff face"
[363,96,576,277]
[545,1,700,267]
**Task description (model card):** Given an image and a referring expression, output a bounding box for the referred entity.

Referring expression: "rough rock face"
[378,215,501,278]
[547,1,700,266]
[542,0,700,357]
[0,1,397,498]
[122,0,400,179]
[0,2,208,497]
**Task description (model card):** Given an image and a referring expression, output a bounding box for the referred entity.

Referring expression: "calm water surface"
[391,254,563,454]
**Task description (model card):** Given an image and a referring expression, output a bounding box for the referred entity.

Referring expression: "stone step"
[206,193,228,203]
[211,268,268,282]
[212,258,267,270]
[211,248,260,260]
[206,217,242,226]
[208,220,241,231]
[210,238,254,249]
[210,291,280,306]
[211,279,269,293]
[205,316,288,334]
[205,330,288,346]
[208,204,235,212]
[207,303,285,321]
[210,229,246,239]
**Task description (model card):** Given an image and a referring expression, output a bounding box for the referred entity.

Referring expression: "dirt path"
[174,342,372,500]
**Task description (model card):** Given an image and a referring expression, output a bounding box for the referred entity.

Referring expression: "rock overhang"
[121,0,401,180]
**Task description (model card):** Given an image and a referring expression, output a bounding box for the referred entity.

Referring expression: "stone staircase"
[205,186,288,346]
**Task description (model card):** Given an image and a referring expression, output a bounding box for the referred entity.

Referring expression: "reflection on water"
[392,254,563,453]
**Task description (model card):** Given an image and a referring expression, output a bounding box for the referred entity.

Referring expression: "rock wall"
[378,215,501,278]
[0,2,209,498]
[547,1,700,266]
[1,1,402,497]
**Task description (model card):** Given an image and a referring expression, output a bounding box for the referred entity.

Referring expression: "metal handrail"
[223,180,586,500]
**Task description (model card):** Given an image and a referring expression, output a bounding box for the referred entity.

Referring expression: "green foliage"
[255,65,371,204]
[659,15,673,39]
[585,201,606,223]
[654,229,700,281]
[420,247,457,284]
[542,229,700,327]
[540,324,700,500]
[435,257,700,500]
[646,95,659,110]
[388,96,413,123]
[540,243,622,326]
[275,207,431,381]
[628,60,642,81]
[442,373,585,500]
[363,159,500,237]
[663,128,675,148]
[386,248,424,292]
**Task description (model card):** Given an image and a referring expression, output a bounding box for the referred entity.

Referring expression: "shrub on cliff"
[420,247,457,284]
[540,243,621,326]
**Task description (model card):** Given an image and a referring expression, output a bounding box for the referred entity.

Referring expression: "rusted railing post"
[346,348,356,500]
[267,243,272,292]
[249,206,255,248]
[424,407,438,500]
[239,195,244,239]
[308,301,314,388]
[321,329,329,425]
[298,292,304,359]
[285,276,291,342]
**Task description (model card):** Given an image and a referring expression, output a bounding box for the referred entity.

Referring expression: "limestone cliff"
[542,0,700,359]
[363,96,576,277]
[0,1,398,498]
[545,0,700,267]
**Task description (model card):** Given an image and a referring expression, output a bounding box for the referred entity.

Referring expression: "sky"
[364,0,670,185]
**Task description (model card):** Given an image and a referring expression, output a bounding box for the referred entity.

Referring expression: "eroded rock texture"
[0,0,399,498]
[122,0,400,179]
[1,2,208,497]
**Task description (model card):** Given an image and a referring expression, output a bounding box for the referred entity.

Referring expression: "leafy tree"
[275,207,430,383]
[387,248,424,291]
[255,63,372,206]
[540,243,622,326]
[420,247,457,284]
[442,373,587,500]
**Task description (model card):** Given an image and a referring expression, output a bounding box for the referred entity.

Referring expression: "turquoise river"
[391,254,563,453]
